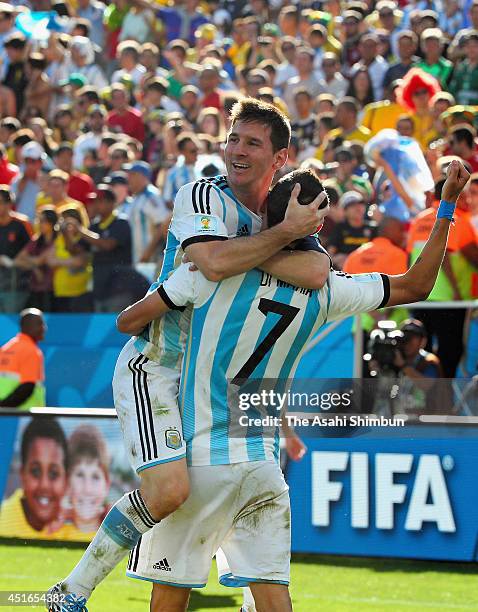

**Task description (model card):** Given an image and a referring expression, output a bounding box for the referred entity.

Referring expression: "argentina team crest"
[165,429,182,450]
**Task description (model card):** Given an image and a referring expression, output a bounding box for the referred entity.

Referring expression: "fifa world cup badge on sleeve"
[195,214,218,234]
[165,429,182,450]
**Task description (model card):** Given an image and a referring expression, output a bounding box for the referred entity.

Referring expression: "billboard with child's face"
[0,414,138,542]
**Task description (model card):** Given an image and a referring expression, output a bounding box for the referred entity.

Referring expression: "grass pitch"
[0,543,477,611]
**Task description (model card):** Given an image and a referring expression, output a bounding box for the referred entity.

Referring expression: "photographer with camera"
[397,319,454,417]
[367,318,446,418]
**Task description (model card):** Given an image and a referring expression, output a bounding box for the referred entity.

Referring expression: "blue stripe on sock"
[102,506,143,549]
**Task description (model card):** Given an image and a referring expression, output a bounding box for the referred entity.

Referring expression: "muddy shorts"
[126,460,290,587]
[112,338,185,473]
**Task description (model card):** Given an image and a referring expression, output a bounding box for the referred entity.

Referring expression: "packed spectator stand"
[1,0,478,382]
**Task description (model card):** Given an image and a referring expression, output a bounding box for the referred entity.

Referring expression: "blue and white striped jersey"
[161,266,389,466]
[122,184,170,264]
[134,175,263,363]
[162,160,200,205]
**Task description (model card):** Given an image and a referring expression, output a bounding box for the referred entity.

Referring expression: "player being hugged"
[46,99,331,611]
[111,161,468,612]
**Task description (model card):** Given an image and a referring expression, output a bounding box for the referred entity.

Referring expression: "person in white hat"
[11,143,47,222]
[69,36,107,90]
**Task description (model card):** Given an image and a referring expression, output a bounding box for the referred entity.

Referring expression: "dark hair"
[338,96,360,114]
[72,18,90,37]
[294,87,312,100]
[4,33,27,50]
[317,112,335,131]
[177,133,199,151]
[467,30,478,44]
[223,92,243,116]
[12,129,34,148]
[451,127,475,149]
[21,418,68,470]
[324,185,339,206]
[28,53,47,71]
[52,0,70,17]
[0,116,20,132]
[37,206,58,248]
[76,86,100,104]
[229,98,291,152]
[61,208,83,224]
[266,169,327,227]
[346,67,375,106]
[101,134,118,148]
[168,39,188,57]
[96,185,116,203]
[0,185,13,204]
[55,142,73,156]
[146,77,169,95]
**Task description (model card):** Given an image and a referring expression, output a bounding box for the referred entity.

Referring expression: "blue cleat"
[46,583,88,612]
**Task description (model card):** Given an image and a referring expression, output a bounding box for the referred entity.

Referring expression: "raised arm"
[374,152,414,211]
[386,161,470,307]
[185,185,328,282]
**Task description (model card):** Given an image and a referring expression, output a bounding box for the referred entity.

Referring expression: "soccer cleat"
[46,583,88,612]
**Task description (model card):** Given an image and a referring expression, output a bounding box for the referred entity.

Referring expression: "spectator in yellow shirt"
[315,97,371,160]
[36,169,89,228]
[45,208,92,312]
[361,81,408,137]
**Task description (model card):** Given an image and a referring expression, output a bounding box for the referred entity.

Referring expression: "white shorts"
[126,460,290,588]
[112,338,185,473]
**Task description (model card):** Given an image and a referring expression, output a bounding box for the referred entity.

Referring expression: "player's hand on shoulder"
[283,183,329,239]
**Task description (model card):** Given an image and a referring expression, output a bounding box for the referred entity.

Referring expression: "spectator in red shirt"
[53,143,95,207]
[448,124,478,173]
[198,63,222,110]
[107,83,145,142]
[0,143,18,185]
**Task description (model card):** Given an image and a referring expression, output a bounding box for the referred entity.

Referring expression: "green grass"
[0,543,477,611]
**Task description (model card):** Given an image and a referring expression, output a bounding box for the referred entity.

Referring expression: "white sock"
[61,490,157,600]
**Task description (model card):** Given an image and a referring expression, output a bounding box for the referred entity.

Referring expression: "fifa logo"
[311,451,456,533]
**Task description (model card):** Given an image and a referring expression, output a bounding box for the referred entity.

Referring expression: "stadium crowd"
[0,0,478,378]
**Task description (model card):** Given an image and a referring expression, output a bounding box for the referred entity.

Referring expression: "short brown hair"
[229,97,291,152]
[68,425,109,479]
